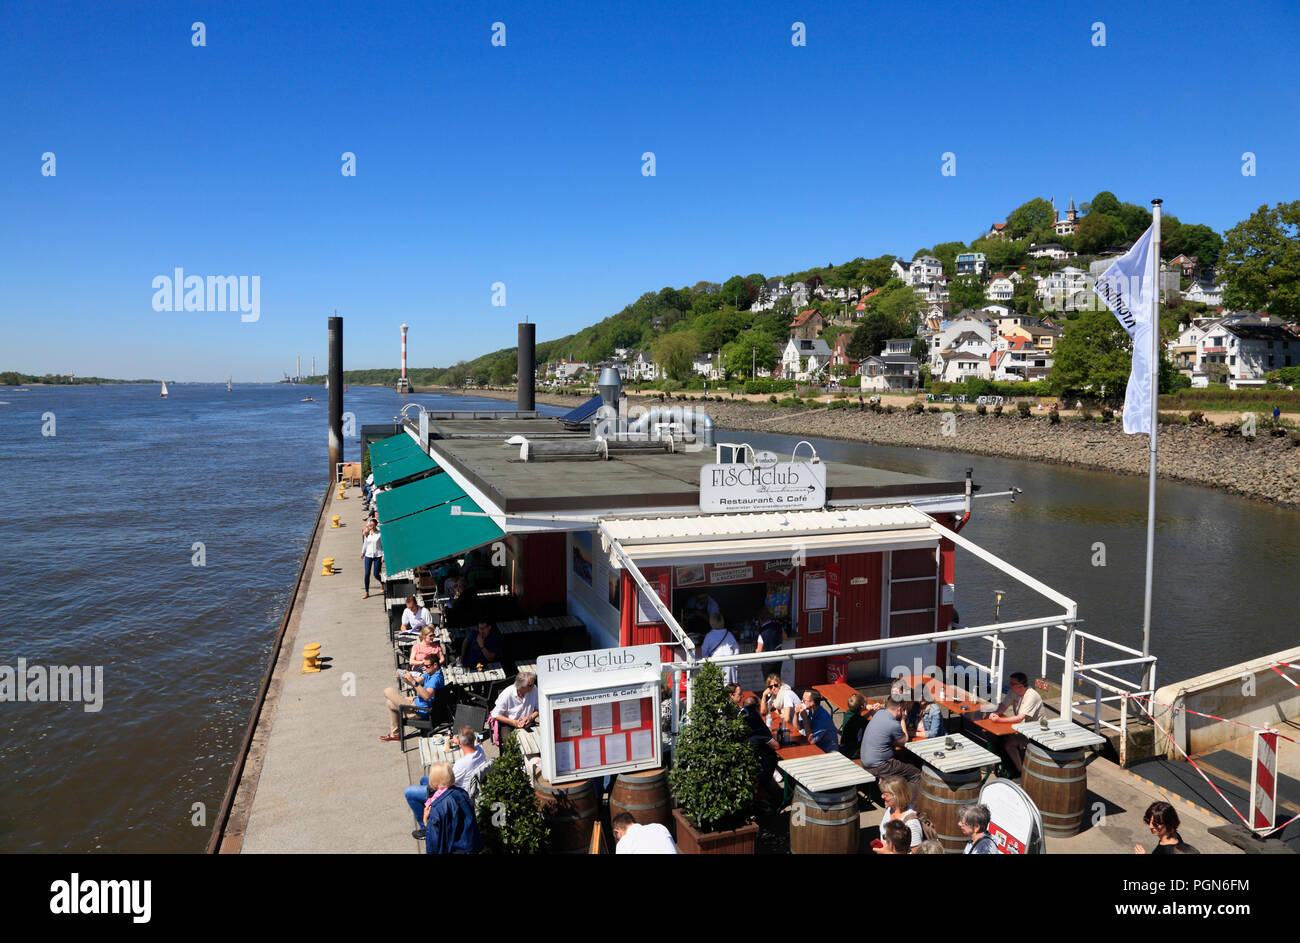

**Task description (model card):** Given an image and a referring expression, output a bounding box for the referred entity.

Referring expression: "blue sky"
[3,0,1298,381]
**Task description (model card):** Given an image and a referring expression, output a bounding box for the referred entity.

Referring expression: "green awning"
[367,433,422,467]
[380,496,505,578]
[372,451,439,487]
[375,472,467,524]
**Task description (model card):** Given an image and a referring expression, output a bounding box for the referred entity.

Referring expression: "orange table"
[814,682,866,718]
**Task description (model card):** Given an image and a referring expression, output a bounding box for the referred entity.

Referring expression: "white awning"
[601,505,938,567]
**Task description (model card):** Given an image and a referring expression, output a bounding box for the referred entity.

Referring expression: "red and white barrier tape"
[1131,695,1297,744]
[1129,695,1254,830]
[1269,664,1300,691]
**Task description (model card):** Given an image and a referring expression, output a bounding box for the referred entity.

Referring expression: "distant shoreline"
[460,387,1300,509]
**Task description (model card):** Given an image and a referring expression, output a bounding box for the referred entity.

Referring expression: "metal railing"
[1043,623,1156,737]
[951,633,1005,702]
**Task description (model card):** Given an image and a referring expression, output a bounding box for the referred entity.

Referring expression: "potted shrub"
[669,662,760,854]
[476,733,550,854]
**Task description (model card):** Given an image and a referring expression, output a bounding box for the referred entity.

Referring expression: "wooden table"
[778,751,876,791]
[419,736,459,770]
[904,732,999,774]
[1013,717,1106,750]
[898,674,1005,737]
[814,682,862,718]
[445,663,507,686]
[515,729,541,757]
[494,614,585,636]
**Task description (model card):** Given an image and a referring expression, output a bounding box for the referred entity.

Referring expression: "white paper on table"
[577,737,602,768]
[589,702,614,734]
[558,708,583,739]
[603,734,628,765]
[628,728,654,761]
[617,698,642,729]
[554,741,575,774]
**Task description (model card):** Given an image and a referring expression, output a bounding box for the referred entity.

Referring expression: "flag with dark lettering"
[1093,225,1156,434]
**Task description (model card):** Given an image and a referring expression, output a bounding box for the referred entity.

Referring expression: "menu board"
[549,692,657,775]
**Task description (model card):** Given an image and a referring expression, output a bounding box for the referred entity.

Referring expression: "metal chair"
[400,686,453,749]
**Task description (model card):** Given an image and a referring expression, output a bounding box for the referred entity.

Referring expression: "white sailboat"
[160,381,169,398]
[227,376,233,392]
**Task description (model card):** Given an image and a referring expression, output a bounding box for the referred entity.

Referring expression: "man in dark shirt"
[754,611,785,680]
[461,620,503,666]
[739,695,779,799]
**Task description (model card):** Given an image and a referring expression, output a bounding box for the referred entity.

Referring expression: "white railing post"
[1061,625,1077,719]
[1040,625,1048,679]
[1094,688,1102,729]
[1119,692,1128,767]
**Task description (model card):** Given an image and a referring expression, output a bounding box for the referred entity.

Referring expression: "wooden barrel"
[609,768,673,831]
[534,776,598,854]
[917,767,982,853]
[1021,742,1087,838]
[789,784,859,854]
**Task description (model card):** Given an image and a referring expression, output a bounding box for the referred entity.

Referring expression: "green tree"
[874,285,922,328]
[847,310,903,360]
[1220,201,1300,318]
[1167,223,1224,270]
[490,358,514,386]
[860,255,898,288]
[668,662,757,833]
[1088,191,1123,219]
[1006,198,1056,239]
[931,241,968,277]
[948,275,987,312]
[1050,308,1133,401]
[1074,213,1122,255]
[652,330,701,381]
[477,734,550,854]
[721,328,781,376]
[973,237,1028,272]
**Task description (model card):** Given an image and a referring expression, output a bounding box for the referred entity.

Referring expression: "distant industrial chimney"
[517,322,535,412]
[397,323,411,393]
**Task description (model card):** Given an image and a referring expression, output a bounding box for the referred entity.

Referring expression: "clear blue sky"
[3,0,1297,381]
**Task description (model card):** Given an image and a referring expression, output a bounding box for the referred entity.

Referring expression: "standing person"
[683,590,720,624]
[798,690,839,753]
[361,520,383,599]
[611,812,678,854]
[754,610,785,680]
[958,804,998,854]
[981,672,1043,775]
[1274,405,1282,425]
[860,695,921,786]
[701,612,740,685]
[422,763,482,854]
[1134,801,1199,854]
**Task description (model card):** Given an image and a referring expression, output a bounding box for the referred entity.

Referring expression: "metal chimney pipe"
[328,316,344,482]
[517,322,536,412]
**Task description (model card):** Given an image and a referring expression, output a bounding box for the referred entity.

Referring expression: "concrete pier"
[221,485,422,853]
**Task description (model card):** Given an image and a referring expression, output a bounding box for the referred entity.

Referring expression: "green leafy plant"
[907,401,924,415]
[1017,401,1032,418]
[668,662,758,833]
[476,733,550,854]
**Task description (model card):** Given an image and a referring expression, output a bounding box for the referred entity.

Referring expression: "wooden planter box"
[672,808,758,855]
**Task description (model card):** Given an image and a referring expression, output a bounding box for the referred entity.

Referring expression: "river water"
[1,385,1294,852]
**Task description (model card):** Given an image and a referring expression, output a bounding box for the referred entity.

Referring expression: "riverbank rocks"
[478,390,1300,509]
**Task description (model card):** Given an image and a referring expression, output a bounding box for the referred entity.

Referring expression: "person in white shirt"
[612,813,678,854]
[761,673,801,727]
[491,670,539,746]
[701,612,739,685]
[449,727,490,800]
[400,596,433,634]
[361,520,383,599]
[981,672,1044,775]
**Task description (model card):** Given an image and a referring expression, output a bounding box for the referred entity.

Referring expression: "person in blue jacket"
[422,763,482,854]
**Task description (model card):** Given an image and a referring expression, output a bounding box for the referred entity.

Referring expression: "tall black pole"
[328,315,343,482]
[517,322,535,412]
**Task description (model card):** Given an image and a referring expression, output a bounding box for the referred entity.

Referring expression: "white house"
[1036,267,1093,311]
[1184,281,1225,306]
[1194,315,1297,384]
[781,337,833,380]
[627,350,660,382]
[1028,243,1077,261]
[554,360,590,382]
[929,316,993,371]
[890,259,911,282]
[986,275,1016,302]
[990,335,1053,382]
[907,256,944,286]
[981,304,1013,320]
[858,355,921,391]
[789,282,810,309]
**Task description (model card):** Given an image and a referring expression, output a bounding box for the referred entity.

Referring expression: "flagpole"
[1141,199,1162,692]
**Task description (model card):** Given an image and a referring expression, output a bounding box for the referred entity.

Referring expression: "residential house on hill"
[781,337,833,380]
[986,273,1017,301]
[1167,255,1200,278]
[1029,243,1077,261]
[830,332,856,372]
[990,335,1053,382]
[956,252,988,277]
[859,353,920,391]
[1184,281,1225,306]
[986,222,1009,240]
[789,308,825,340]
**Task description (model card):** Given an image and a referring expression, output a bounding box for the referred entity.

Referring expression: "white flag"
[1093,224,1157,434]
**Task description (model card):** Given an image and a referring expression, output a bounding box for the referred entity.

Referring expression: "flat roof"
[420,417,966,514]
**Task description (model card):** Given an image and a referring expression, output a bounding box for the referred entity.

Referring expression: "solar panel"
[559,393,604,424]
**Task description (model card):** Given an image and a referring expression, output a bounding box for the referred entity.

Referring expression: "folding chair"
[399,686,453,749]
[451,701,489,742]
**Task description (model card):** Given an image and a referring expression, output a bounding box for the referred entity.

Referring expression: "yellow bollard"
[330,515,341,528]
[302,643,322,673]
[321,557,335,575]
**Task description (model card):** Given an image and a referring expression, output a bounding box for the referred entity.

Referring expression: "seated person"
[725,682,743,708]
[838,692,870,760]
[917,699,945,739]
[980,672,1043,775]
[761,674,801,728]
[701,612,740,685]
[490,670,539,746]
[739,695,779,797]
[421,762,482,855]
[400,595,434,634]
[448,726,490,798]
[859,695,922,785]
[408,626,443,671]
[381,653,444,742]
[611,812,678,854]
[879,819,911,855]
[461,620,503,667]
[798,689,839,753]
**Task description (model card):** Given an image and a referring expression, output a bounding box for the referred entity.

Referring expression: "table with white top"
[1013,717,1107,750]
[905,732,1000,774]
[778,751,876,854]
[419,736,459,770]
[445,663,507,687]
[777,751,877,792]
[514,729,541,757]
